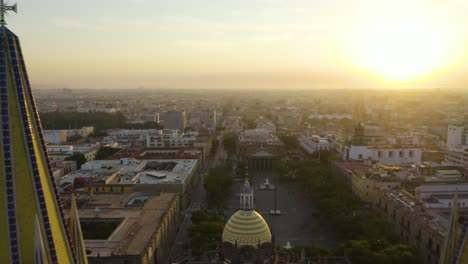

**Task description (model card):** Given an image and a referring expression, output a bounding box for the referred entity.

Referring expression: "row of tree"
[188,210,225,256]
[277,159,419,264]
[39,111,162,133]
[204,165,234,212]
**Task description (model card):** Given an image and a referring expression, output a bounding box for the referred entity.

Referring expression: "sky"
[7,0,468,89]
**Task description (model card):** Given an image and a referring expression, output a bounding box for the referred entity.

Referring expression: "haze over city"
[2,1,468,264]
[10,0,468,89]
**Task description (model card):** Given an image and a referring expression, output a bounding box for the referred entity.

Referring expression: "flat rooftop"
[61,158,198,186]
[64,192,177,258]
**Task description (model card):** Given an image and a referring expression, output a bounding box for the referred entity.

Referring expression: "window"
[378,151,383,158]
[388,151,394,158]
[399,150,404,157]
[358,154,363,159]
[409,150,414,157]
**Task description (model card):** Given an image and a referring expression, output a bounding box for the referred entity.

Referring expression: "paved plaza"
[226,170,337,248]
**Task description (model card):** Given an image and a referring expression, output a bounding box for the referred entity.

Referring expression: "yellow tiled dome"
[222,210,272,247]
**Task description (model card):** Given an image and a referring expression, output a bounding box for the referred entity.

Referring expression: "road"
[170,134,227,261]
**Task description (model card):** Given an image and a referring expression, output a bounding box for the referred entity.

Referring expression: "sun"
[342,13,461,83]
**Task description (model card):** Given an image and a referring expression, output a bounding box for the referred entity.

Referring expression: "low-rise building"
[299,135,334,155]
[146,130,196,148]
[62,158,199,208]
[271,106,303,130]
[64,191,180,264]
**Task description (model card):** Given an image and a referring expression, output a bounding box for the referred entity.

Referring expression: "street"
[170,134,227,261]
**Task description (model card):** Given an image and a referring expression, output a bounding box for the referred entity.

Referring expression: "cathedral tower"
[0,3,86,263]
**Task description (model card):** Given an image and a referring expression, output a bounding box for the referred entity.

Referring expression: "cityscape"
[1,1,468,264]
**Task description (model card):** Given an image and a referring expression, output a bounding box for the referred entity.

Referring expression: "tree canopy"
[278,134,299,149]
[276,159,419,263]
[188,210,224,255]
[222,136,238,157]
[65,153,87,169]
[204,165,234,211]
[95,146,121,160]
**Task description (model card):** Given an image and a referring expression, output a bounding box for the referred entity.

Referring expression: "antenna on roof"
[0,1,17,26]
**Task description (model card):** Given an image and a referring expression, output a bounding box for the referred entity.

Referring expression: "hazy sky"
[8,0,468,89]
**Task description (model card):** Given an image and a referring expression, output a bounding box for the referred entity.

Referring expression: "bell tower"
[240,178,254,210]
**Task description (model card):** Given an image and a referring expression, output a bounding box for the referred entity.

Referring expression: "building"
[44,129,68,144]
[44,126,95,144]
[351,167,401,203]
[342,124,422,165]
[299,135,334,155]
[47,144,74,162]
[444,146,468,167]
[64,192,180,264]
[332,159,468,264]
[0,21,86,263]
[416,184,468,209]
[447,125,468,149]
[76,107,117,113]
[146,129,196,148]
[222,178,273,263]
[255,117,276,133]
[188,109,217,130]
[159,111,187,130]
[74,144,100,161]
[62,158,200,208]
[238,129,283,164]
[108,129,158,148]
[223,116,244,135]
[270,106,303,130]
[342,144,422,165]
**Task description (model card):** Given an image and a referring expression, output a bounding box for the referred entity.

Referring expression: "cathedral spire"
[0,20,84,264]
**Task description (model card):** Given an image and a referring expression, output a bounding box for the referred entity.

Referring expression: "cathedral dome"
[222,209,272,247]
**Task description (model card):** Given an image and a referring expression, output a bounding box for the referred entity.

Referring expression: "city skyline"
[10,0,468,90]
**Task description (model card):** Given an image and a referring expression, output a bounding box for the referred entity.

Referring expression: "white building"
[447,124,468,149]
[146,130,196,148]
[44,130,68,144]
[47,145,74,153]
[444,146,468,167]
[299,135,334,155]
[417,184,468,209]
[342,144,422,165]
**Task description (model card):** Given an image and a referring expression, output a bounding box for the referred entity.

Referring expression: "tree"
[65,153,87,169]
[188,210,224,255]
[275,159,420,263]
[210,140,219,156]
[222,136,238,157]
[278,134,299,149]
[95,146,121,160]
[204,166,234,211]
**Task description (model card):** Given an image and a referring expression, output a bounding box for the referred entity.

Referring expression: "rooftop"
[60,158,198,187]
[63,192,177,257]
